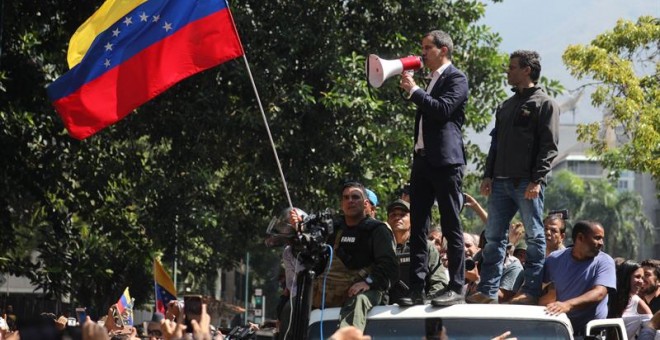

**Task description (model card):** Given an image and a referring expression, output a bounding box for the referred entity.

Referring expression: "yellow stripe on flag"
[154,259,177,296]
[67,0,147,68]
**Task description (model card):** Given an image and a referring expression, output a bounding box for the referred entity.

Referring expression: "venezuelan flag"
[154,259,177,314]
[116,287,132,315]
[47,0,244,140]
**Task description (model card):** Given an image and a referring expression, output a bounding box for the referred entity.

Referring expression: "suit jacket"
[410,64,468,168]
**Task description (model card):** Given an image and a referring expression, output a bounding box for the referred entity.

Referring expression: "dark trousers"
[409,155,465,293]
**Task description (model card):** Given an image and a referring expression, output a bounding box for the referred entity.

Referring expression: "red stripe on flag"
[54,8,243,140]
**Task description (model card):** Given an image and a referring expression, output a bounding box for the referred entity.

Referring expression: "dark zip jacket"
[484,86,559,184]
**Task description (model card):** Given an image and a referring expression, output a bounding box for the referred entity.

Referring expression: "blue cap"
[365,188,378,206]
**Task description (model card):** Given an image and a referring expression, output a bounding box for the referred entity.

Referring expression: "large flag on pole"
[154,259,177,314]
[47,0,244,140]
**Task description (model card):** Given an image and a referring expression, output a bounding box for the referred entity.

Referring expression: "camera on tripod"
[264,207,336,340]
[265,207,334,270]
[291,210,334,260]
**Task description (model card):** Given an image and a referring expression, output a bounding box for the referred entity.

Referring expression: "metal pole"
[174,222,178,292]
[241,55,293,210]
[243,251,249,324]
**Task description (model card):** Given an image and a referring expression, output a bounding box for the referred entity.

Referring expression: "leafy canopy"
[563,16,660,182]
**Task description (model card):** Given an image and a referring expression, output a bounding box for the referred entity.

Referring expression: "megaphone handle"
[399,84,412,100]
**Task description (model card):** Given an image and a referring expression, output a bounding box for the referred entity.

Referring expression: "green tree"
[544,170,653,258]
[562,16,660,182]
[1,0,510,313]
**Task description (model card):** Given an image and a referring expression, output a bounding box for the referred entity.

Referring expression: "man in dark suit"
[398,30,468,306]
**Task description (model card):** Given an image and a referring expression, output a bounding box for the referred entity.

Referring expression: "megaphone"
[366,54,423,88]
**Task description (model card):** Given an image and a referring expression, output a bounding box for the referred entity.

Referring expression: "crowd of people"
[265,28,660,340]
[273,180,660,338]
[1,26,657,340]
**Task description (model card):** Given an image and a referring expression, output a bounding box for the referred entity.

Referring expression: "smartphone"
[184,295,202,333]
[75,307,87,325]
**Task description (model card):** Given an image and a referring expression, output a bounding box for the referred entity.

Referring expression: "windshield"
[308,318,571,339]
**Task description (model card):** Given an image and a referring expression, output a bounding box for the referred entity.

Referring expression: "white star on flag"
[139,12,149,22]
[104,59,111,68]
[104,42,113,51]
[163,22,173,32]
[152,15,160,22]
[123,16,133,26]
[112,28,120,37]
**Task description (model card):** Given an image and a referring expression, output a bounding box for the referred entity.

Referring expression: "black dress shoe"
[398,289,426,306]
[431,290,465,306]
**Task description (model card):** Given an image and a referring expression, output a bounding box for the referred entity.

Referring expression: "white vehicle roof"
[310,304,572,327]
[309,304,576,339]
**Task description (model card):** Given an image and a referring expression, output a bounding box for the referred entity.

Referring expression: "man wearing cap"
[365,188,379,218]
[387,199,448,303]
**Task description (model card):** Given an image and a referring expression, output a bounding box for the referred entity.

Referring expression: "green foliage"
[563,16,660,182]
[0,0,508,312]
[544,170,653,258]
[460,170,653,259]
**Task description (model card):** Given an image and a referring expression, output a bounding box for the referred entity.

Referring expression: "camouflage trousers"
[312,257,383,331]
[312,257,361,308]
[339,289,383,331]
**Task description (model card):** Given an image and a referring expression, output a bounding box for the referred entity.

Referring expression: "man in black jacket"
[312,181,398,331]
[468,50,559,305]
[398,30,468,306]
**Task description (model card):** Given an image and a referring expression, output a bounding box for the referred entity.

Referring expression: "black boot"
[431,289,465,307]
[398,288,426,306]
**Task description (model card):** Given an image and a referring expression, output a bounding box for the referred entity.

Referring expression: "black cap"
[387,199,410,213]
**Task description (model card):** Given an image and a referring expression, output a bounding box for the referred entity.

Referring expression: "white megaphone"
[366,54,423,88]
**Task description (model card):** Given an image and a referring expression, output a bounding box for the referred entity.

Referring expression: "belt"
[415,149,426,157]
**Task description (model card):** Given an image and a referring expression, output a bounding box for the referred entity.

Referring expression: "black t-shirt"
[648,295,660,314]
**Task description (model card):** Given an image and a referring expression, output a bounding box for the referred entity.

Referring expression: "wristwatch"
[365,276,374,286]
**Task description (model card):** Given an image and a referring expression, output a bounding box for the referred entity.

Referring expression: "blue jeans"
[477,178,545,299]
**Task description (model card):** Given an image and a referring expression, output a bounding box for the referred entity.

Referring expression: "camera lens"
[465,258,476,271]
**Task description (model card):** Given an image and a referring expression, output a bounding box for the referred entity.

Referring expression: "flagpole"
[243,251,250,324]
[224,0,293,210]
[241,55,294,209]
[174,222,178,292]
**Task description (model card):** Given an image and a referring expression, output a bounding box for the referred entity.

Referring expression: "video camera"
[265,207,335,271]
[291,210,334,270]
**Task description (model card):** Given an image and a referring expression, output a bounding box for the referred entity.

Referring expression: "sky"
[468,0,658,153]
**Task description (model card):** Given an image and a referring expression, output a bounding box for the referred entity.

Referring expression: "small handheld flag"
[116,287,134,326]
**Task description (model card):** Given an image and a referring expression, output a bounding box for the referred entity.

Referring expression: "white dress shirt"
[410,62,452,151]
